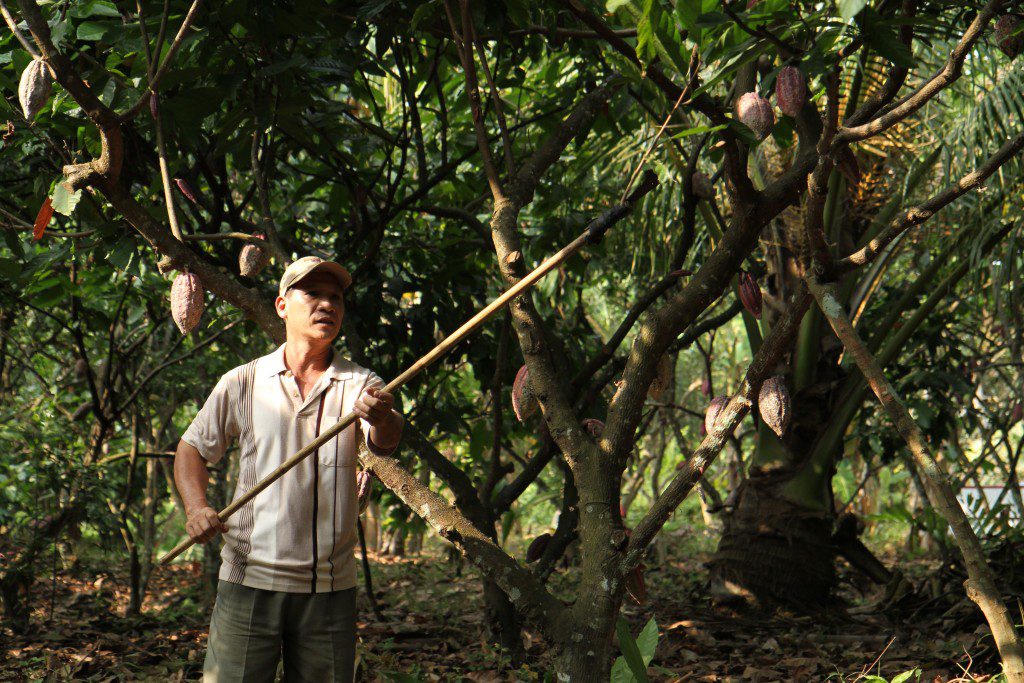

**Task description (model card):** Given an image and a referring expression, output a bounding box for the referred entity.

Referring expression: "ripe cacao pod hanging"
[736,92,775,141]
[583,418,605,438]
[511,365,539,421]
[525,533,551,563]
[175,178,201,206]
[691,171,713,200]
[624,565,647,604]
[758,376,791,437]
[701,376,711,396]
[704,396,729,435]
[775,65,806,118]
[149,92,160,120]
[239,233,270,277]
[19,58,52,120]
[648,354,673,400]
[356,470,372,514]
[996,15,1023,59]
[1013,403,1024,424]
[170,271,204,334]
[738,271,762,319]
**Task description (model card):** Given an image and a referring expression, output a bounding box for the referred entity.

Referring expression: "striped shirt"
[182,344,389,593]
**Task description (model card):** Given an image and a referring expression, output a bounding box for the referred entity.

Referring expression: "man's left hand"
[354,386,397,427]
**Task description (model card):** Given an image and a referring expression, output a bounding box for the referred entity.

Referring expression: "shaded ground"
[0,542,1006,681]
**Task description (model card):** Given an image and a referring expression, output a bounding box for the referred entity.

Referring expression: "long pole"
[159,172,658,564]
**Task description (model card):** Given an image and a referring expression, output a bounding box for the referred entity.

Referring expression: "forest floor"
[0,536,1009,682]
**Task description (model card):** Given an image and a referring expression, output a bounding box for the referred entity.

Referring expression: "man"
[174,256,404,682]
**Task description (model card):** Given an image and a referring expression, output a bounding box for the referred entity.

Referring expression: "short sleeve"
[181,371,241,465]
[358,370,398,456]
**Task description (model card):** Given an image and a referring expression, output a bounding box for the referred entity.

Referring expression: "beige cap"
[278,256,352,296]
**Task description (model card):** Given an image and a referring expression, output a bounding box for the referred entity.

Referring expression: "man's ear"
[275,295,287,320]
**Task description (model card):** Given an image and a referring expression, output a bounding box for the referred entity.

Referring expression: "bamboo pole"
[159,172,658,565]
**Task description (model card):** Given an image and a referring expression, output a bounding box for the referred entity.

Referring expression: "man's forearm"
[369,411,404,451]
[174,440,212,516]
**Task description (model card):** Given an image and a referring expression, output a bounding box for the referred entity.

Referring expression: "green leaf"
[635,617,660,664]
[607,0,634,11]
[861,8,914,68]
[891,669,921,683]
[670,124,727,140]
[837,0,868,21]
[50,183,81,217]
[615,618,650,682]
[76,21,110,42]
[69,1,121,18]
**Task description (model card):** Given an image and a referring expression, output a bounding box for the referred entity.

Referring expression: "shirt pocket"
[318,416,358,468]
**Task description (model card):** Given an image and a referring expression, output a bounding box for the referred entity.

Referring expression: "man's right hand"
[185,506,228,543]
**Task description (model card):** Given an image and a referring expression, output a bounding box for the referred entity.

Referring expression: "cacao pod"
[836,146,861,186]
[525,533,551,563]
[701,376,711,396]
[648,354,673,400]
[736,92,774,141]
[583,418,605,438]
[691,171,713,200]
[511,365,539,421]
[175,178,201,206]
[170,271,204,334]
[704,396,729,435]
[738,271,762,319]
[74,358,88,378]
[775,65,806,118]
[758,376,791,437]
[996,15,1023,59]
[239,233,270,277]
[1013,403,1023,424]
[624,565,647,604]
[19,58,52,120]
[356,470,372,514]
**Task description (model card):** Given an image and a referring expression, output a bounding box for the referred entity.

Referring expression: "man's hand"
[185,505,227,544]
[354,386,397,428]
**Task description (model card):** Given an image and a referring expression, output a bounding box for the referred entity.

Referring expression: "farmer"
[173,256,404,682]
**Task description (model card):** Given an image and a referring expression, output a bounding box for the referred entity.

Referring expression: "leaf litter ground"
[0,540,1010,681]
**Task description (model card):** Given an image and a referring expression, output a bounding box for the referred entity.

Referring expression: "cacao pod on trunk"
[149,92,160,120]
[239,233,270,277]
[736,92,774,141]
[758,376,791,437]
[996,15,1023,59]
[775,65,806,118]
[625,565,647,604]
[583,418,605,438]
[511,365,539,421]
[19,58,52,120]
[170,272,204,334]
[648,354,673,400]
[691,171,713,200]
[704,396,729,435]
[525,533,551,563]
[738,271,763,319]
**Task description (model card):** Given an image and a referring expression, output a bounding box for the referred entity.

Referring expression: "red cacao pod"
[1013,403,1023,424]
[175,178,201,206]
[625,565,647,604]
[511,365,539,422]
[775,66,806,118]
[704,396,729,435]
[738,271,763,319]
[356,470,372,514]
[526,533,551,563]
[701,376,711,396]
[736,92,775,141]
[19,58,52,120]
[996,15,1023,59]
[758,376,791,437]
[149,92,159,120]
[239,233,270,277]
[691,171,713,200]
[170,272,204,334]
[583,418,605,438]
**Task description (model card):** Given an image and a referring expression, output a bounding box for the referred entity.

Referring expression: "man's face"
[275,271,344,343]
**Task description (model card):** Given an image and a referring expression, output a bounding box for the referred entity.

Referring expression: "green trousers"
[203,580,357,682]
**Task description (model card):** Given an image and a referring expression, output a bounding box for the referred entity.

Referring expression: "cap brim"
[304,261,352,292]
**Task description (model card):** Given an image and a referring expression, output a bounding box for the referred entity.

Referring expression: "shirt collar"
[266,343,355,380]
